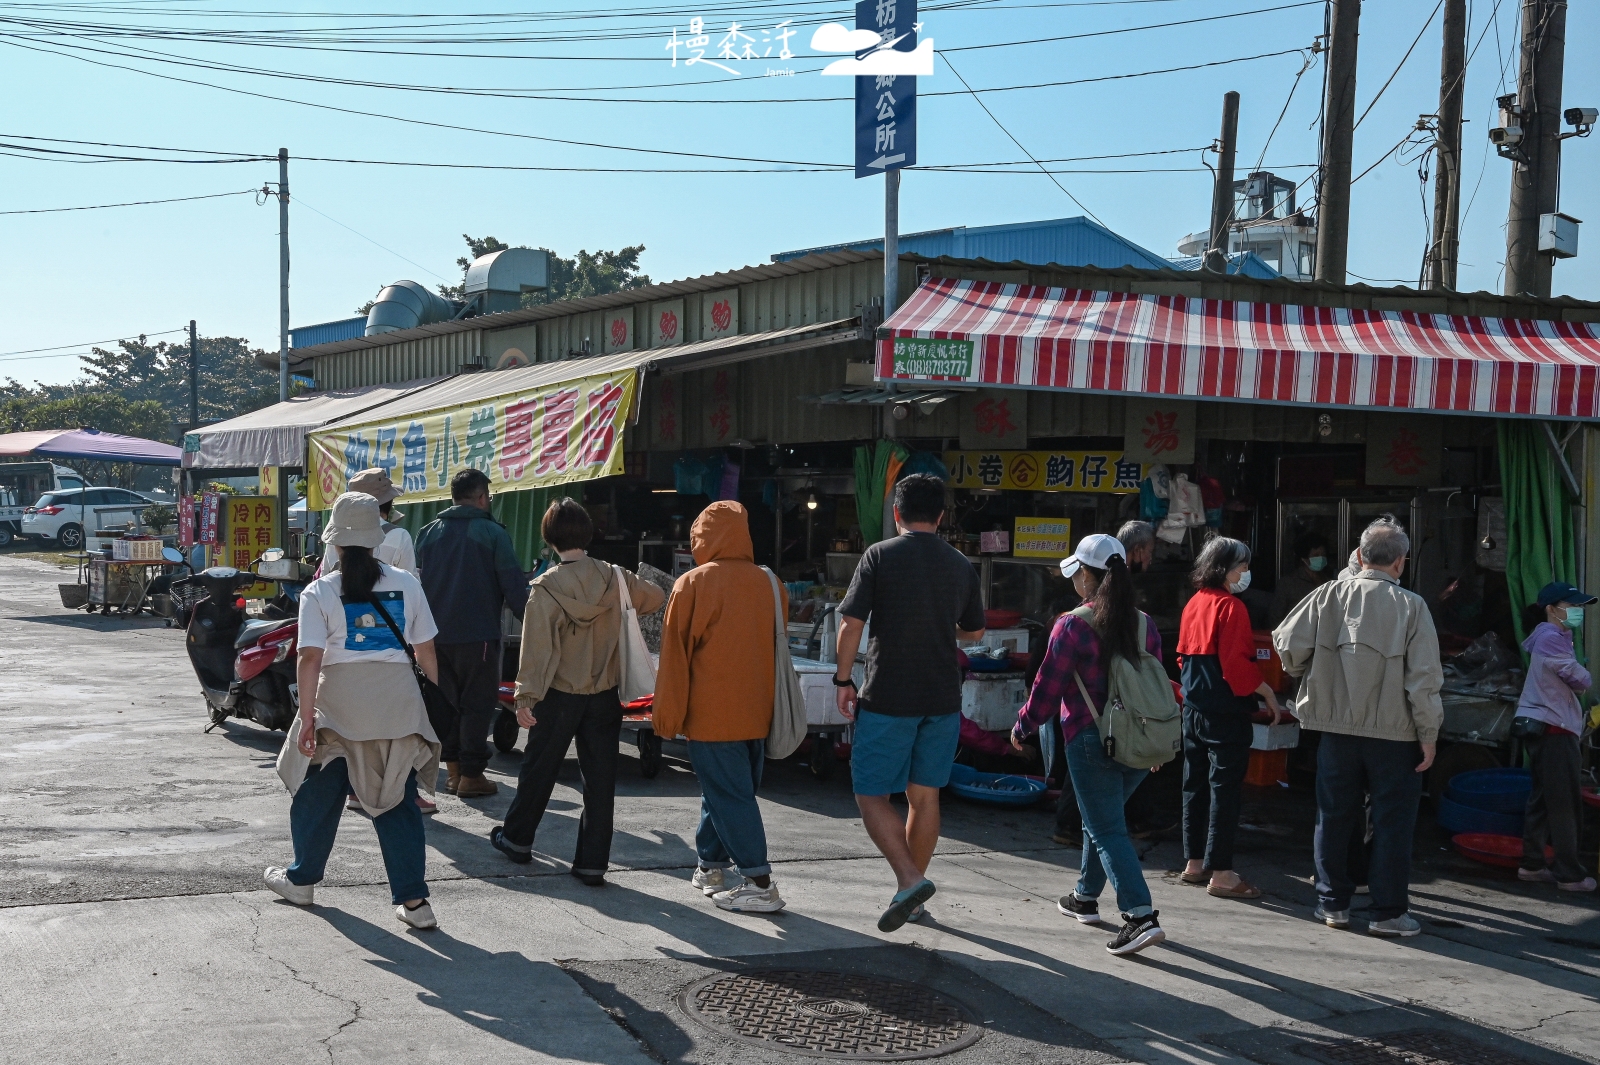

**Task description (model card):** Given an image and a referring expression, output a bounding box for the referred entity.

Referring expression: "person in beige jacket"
[1273,516,1443,939]
[489,498,665,885]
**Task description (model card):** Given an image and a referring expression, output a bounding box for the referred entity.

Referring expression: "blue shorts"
[850,710,961,796]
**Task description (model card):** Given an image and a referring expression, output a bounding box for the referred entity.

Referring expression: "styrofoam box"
[979,628,1030,655]
[962,674,1028,731]
[113,538,163,561]
[1252,721,1301,751]
[792,657,863,728]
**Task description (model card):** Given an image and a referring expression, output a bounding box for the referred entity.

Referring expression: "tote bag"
[613,565,657,703]
[762,567,807,760]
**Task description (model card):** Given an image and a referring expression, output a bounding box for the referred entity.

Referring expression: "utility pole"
[1205,91,1241,273]
[1503,0,1567,298]
[188,320,199,430]
[1315,0,1361,285]
[277,147,290,402]
[884,169,901,315]
[1425,0,1467,290]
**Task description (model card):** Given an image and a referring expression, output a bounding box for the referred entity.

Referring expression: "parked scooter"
[175,548,315,733]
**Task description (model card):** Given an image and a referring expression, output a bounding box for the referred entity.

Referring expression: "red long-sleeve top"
[1176,587,1262,696]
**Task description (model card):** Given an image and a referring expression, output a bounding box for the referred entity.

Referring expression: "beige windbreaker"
[514,556,665,708]
[1271,569,1445,745]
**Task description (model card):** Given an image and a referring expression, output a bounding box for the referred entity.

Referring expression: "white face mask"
[1228,570,1252,594]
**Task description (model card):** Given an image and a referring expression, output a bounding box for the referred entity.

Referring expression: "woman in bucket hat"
[264,492,444,929]
[318,468,416,574]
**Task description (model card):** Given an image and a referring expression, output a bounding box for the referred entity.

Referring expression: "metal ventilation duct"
[464,248,550,313]
[365,280,458,336]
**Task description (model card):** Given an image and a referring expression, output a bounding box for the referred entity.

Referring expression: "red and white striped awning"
[875,277,1600,419]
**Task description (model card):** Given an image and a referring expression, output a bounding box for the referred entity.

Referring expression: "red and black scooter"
[174,549,312,733]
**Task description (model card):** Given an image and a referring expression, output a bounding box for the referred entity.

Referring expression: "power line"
[291,194,452,281]
[0,187,256,213]
[0,327,184,358]
[940,51,1104,225]
[1352,0,1444,131]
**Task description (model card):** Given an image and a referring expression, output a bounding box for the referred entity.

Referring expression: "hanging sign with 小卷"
[307,367,638,509]
[944,450,1144,494]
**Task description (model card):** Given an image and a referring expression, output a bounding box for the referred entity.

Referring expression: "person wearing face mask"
[1270,533,1331,627]
[1117,521,1156,575]
[1176,536,1284,900]
[1512,582,1597,893]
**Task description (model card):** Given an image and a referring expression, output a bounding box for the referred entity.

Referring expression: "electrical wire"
[1351,0,1444,131]
[0,327,184,358]
[290,194,452,281]
[0,187,257,213]
[940,51,1104,225]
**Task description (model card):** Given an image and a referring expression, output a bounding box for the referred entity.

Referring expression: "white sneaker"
[713,879,786,913]
[692,866,727,896]
[263,866,313,906]
[396,901,437,929]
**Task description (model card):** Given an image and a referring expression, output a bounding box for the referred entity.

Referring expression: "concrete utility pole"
[1426,0,1467,290]
[188,320,199,430]
[1315,0,1360,285]
[1503,0,1567,298]
[277,148,290,402]
[884,169,901,315]
[1206,91,1241,273]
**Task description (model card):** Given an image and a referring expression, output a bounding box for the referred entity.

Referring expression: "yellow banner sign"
[223,495,278,598]
[1013,517,1073,558]
[309,368,637,510]
[944,451,1143,494]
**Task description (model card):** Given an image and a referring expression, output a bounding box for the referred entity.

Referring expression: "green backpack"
[1068,605,1182,770]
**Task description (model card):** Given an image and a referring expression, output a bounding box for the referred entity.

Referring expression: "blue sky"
[2,0,1596,386]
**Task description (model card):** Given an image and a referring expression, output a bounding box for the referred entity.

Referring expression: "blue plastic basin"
[1436,794,1524,837]
[1446,768,1531,814]
[947,763,1046,807]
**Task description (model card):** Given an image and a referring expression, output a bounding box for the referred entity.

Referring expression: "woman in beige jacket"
[489,498,665,884]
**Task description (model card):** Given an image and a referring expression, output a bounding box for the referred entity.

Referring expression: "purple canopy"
[0,428,182,466]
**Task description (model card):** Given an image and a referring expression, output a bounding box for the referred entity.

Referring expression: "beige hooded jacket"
[514,556,665,708]
[1271,569,1445,744]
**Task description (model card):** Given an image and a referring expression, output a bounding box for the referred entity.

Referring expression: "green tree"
[75,334,284,430]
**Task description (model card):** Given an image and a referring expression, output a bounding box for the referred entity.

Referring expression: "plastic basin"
[1446,768,1531,814]
[946,763,1046,807]
[1437,794,1524,837]
[1452,832,1551,869]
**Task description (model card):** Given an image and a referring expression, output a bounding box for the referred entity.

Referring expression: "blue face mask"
[1307,556,1328,573]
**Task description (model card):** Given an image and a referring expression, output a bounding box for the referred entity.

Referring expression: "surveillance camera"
[1564,107,1598,127]
[1489,125,1523,146]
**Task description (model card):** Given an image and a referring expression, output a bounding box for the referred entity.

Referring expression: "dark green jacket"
[415,504,529,643]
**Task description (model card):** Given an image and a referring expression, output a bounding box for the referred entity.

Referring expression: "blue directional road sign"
[854,0,917,179]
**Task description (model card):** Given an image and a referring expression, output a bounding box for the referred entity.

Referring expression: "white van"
[0,463,87,547]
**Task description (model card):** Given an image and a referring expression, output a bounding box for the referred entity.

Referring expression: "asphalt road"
[1,554,1597,1065]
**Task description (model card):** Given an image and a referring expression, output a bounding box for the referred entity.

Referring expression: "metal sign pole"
[885,169,900,313]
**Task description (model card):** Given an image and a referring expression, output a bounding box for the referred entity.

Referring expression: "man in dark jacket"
[415,468,529,798]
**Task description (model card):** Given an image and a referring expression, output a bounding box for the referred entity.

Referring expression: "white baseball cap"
[1059,533,1127,578]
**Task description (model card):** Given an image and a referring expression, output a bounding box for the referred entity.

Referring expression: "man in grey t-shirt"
[835,474,985,933]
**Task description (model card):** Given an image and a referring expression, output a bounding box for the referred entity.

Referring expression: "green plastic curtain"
[853,440,909,548]
[1497,419,1578,646]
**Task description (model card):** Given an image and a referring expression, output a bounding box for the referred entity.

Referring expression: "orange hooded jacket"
[651,501,788,743]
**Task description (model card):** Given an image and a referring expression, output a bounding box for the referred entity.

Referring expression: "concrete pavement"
[1,554,1597,1064]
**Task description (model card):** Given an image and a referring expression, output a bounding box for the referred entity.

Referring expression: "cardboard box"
[1252,721,1300,751]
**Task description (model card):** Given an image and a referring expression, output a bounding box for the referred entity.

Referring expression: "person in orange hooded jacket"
[653,501,789,913]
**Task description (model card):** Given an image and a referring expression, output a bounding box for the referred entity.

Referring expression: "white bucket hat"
[1059,532,1127,578]
[322,491,386,549]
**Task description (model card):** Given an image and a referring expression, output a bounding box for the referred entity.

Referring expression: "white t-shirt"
[375,526,416,573]
[299,564,439,667]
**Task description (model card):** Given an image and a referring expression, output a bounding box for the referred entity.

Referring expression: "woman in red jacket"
[1177,537,1284,899]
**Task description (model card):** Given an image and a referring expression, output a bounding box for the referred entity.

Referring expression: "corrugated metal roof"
[317,319,859,432]
[1165,251,1281,279]
[772,216,1175,271]
[290,317,366,348]
[277,250,879,366]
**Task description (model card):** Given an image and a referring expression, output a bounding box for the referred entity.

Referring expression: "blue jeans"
[688,740,771,878]
[1314,733,1422,921]
[286,758,428,905]
[1066,728,1153,918]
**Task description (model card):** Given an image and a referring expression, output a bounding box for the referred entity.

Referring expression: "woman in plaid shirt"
[1012,533,1167,957]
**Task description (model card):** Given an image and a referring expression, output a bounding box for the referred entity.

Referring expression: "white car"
[22,488,154,550]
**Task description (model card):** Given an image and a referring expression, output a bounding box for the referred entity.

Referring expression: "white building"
[1177,171,1318,281]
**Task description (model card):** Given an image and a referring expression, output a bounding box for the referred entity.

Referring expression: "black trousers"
[1181,707,1252,870]
[1523,730,1586,883]
[436,640,501,777]
[501,688,624,875]
[1314,733,1423,921]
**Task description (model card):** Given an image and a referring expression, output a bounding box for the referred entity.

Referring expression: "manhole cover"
[679,969,983,1060]
[1296,1030,1535,1065]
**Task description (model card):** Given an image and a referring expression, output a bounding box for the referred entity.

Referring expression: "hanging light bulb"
[806,492,818,511]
